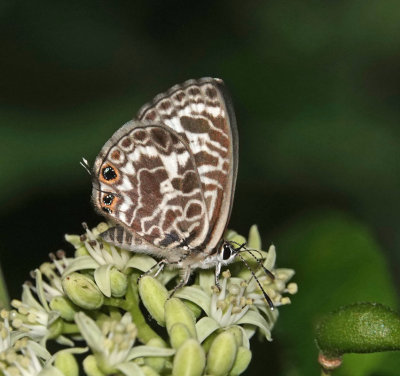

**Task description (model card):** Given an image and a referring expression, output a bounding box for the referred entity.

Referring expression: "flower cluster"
[0,223,297,376]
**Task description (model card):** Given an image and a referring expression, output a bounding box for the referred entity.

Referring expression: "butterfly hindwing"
[92,122,210,260]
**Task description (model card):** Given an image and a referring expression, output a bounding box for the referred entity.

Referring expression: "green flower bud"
[229,347,252,376]
[138,276,168,326]
[48,317,64,339]
[169,323,192,349]
[184,299,202,319]
[50,296,78,321]
[83,355,106,376]
[54,351,79,376]
[141,365,161,376]
[165,298,197,339]
[202,330,218,353]
[62,273,104,310]
[110,268,128,297]
[144,338,168,373]
[206,331,238,376]
[225,326,243,347]
[172,339,206,376]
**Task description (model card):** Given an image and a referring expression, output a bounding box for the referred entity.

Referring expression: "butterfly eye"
[222,243,232,260]
[102,165,117,181]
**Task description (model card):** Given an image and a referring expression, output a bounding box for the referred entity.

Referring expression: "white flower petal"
[126,345,175,361]
[125,254,156,272]
[63,256,99,275]
[116,362,145,376]
[175,286,211,316]
[94,264,113,297]
[199,270,214,291]
[237,310,272,341]
[264,245,276,270]
[74,312,104,353]
[195,317,220,343]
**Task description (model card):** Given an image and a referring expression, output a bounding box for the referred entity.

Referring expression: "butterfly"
[89,78,272,306]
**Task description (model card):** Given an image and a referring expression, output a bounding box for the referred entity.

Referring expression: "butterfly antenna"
[243,249,275,281]
[230,241,275,280]
[80,157,92,176]
[236,252,274,310]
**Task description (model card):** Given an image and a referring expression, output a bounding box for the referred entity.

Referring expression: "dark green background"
[1,1,400,374]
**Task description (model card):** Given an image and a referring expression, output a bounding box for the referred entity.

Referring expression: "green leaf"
[275,211,400,376]
[315,303,400,356]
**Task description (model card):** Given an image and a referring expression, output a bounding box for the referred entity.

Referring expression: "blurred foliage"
[1,1,400,374]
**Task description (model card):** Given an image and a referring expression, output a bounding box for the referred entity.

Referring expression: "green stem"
[62,322,80,335]
[321,369,332,376]
[0,262,9,309]
[103,297,126,309]
[125,273,163,344]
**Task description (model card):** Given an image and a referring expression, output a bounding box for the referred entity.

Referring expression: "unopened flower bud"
[54,351,79,376]
[141,365,161,376]
[62,273,104,310]
[165,298,197,339]
[225,326,243,347]
[110,268,128,297]
[144,337,169,373]
[50,296,77,321]
[169,323,192,349]
[229,346,252,376]
[138,276,168,326]
[83,355,106,376]
[172,339,205,376]
[48,317,64,339]
[206,331,238,376]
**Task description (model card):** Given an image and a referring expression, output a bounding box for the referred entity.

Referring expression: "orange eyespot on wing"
[99,162,120,184]
[100,193,119,214]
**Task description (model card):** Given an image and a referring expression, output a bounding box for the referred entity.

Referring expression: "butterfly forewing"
[137,78,238,253]
[92,77,238,264]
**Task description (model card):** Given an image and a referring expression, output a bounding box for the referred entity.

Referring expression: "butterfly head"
[216,241,242,265]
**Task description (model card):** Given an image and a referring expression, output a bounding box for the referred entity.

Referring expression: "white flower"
[8,277,71,347]
[75,312,174,376]
[27,251,74,305]
[176,226,298,346]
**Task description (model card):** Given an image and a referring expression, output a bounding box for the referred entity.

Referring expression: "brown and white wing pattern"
[137,78,238,253]
[92,122,209,262]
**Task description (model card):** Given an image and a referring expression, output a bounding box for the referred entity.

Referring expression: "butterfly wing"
[137,78,238,253]
[92,121,210,261]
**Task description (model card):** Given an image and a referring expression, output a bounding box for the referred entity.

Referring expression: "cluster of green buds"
[0,223,297,376]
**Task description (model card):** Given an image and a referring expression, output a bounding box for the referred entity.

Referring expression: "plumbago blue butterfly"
[90,78,272,303]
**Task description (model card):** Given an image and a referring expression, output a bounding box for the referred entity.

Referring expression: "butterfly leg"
[153,260,167,278]
[138,259,167,283]
[169,266,192,298]
[214,262,222,291]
